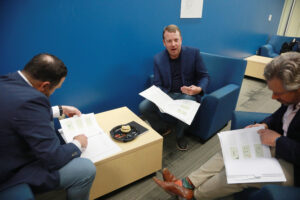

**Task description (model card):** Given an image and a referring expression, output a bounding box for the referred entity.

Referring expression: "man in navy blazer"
[0,53,96,200]
[153,52,300,199]
[139,24,209,150]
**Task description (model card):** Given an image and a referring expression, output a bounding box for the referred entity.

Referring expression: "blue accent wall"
[0,0,284,114]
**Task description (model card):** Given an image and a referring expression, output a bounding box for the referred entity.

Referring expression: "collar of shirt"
[282,102,300,136]
[18,70,33,87]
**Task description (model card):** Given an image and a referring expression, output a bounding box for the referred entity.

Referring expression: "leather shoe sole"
[162,128,172,136]
[176,139,188,151]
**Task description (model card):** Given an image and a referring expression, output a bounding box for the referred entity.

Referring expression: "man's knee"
[72,158,96,181]
[182,94,196,101]
[82,158,96,180]
[139,99,156,114]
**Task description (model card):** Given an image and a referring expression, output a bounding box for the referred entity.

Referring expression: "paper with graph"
[59,113,121,163]
[218,127,286,184]
[139,85,200,125]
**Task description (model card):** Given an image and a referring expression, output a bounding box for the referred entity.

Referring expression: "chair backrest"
[200,52,247,94]
[268,35,300,54]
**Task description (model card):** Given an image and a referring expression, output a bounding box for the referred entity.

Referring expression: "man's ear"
[163,39,166,47]
[36,81,51,93]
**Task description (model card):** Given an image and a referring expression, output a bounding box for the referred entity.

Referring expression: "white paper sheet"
[59,113,121,163]
[180,0,203,18]
[218,127,286,184]
[139,85,200,125]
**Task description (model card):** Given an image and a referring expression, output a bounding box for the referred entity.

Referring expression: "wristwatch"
[58,105,63,116]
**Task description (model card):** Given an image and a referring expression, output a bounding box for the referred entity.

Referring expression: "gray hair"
[264,52,300,91]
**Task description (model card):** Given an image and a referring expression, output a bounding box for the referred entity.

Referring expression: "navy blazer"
[262,105,300,186]
[0,72,81,193]
[153,46,209,102]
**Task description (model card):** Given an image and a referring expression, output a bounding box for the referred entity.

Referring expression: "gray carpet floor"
[96,77,281,200]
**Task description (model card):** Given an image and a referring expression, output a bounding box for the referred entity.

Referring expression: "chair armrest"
[191,84,240,140]
[231,111,271,130]
[0,184,34,200]
[250,185,300,200]
[260,44,278,58]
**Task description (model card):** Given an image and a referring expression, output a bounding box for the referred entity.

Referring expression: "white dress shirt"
[282,102,300,136]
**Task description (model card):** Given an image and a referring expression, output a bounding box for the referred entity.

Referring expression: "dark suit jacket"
[0,72,81,193]
[262,105,300,186]
[153,46,209,102]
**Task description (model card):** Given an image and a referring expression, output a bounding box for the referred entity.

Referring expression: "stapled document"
[139,85,200,125]
[59,113,121,163]
[218,127,286,184]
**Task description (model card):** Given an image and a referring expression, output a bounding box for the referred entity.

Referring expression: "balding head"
[41,54,55,63]
[23,53,67,88]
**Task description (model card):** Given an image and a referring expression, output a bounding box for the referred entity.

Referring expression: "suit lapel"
[180,47,186,84]
[162,50,172,87]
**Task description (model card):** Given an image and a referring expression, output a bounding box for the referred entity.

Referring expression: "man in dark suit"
[152,52,300,199]
[0,53,96,200]
[139,24,209,150]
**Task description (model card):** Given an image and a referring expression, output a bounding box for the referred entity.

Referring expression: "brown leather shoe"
[153,177,193,199]
[162,168,178,182]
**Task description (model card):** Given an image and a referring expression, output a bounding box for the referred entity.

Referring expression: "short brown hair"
[162,24,181,40]
[23,53,67,88]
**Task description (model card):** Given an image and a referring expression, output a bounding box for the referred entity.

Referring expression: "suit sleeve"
[195,51,209,94]
[262,105,300,165]
[13,96,81,171]
[276,137,300,166]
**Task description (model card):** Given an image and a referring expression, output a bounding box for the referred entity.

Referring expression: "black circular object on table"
[110,125,139,142]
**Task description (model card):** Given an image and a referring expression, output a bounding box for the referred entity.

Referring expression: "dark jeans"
[139,92,196,139]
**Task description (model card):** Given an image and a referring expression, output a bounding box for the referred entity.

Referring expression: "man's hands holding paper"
[181,85,202,95]
[258,129,281,147]
[74,134,88,149]
[62,106,81,117]
[245,123,280,147]
[245,123,268,129]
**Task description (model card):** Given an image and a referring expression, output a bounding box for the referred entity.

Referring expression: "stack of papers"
[139,85,200,125]
[218,127,286,184]
[59,113,121,163]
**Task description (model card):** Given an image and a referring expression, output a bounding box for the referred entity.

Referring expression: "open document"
[59,113,121,163]
[218,127,286,184]
[139,85,200,125]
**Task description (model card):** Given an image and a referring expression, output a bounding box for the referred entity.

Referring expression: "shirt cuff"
[52,106,60,118]
[72,139,83,152]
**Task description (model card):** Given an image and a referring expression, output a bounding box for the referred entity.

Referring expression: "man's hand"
[258,129,281,147]
[245,123,268,129]
[62,106,81,117]
[181,85,202,96]
[74,134,88,149]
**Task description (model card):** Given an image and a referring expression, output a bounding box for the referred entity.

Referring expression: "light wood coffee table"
[89,107,163,199]
[244,55,273,80]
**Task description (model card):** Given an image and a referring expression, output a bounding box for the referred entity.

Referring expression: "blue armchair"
[260,35,300,58]
[0,184,34,200]
[231,111,300,200]
[0,183,66,200]
[187,52,247,141]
